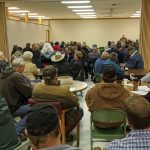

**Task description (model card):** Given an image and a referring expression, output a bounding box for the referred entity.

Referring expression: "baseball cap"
[26,103,59,136]
[102,65,117,79]
[43,65,58,80]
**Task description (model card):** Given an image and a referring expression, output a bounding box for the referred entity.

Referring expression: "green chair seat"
[90,109,126,150]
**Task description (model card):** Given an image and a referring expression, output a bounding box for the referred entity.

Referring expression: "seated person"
[109,96,150,150]
[94,52,109,74]
[103,52,124,80]
[88,44,100,59]
[51,52,72,76]
[26,103,81,150]
[0,51,8,72]
[0,95,20,150]
[85,65,129,128]
[32,65,83,134]
[71,51,84,80]
[125,46,144,69]
[0,58,32,136]
[22,51,38,80]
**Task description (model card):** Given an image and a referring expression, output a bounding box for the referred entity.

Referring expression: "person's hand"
[120,63,125,68]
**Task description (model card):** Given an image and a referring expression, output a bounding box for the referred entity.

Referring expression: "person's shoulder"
[109,139,122,149]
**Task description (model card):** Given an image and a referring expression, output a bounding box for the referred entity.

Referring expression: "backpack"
[0,96,20,150]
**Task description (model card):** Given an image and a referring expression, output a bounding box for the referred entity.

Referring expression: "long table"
[124,69,148,78]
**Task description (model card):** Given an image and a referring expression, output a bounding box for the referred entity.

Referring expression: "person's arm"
[141,72,150,83]
[13,73,32,98]
[125,57,137,69]
[85,88,94,111]
[66,89,79,106]
[32,64,38,75]
[115,64,124,79]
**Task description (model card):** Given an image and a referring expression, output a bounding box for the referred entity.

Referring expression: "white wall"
[7,20,49,54]
[50,19,140,47]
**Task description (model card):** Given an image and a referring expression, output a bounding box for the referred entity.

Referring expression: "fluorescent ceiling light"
[136,11,141,14]
[9,10,30,13]
[20,13,38,16]
[130,15,140,18]
[28,16,46,18]
[76,12,95,15]
[67,6,92,9]
[8,7,19,10]
[61,1,90,4]
[72,9,94,12]
[79,14,96,17]
[81,16,97,18]
[133,13,141,16]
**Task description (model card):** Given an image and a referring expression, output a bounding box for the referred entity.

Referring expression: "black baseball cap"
[102,65,117,79]
[26,103,59,136]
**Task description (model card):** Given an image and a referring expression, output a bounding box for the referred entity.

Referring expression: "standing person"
[109,96,150,150]
[0,58,32,137]
[23,43,32,52]
[26,103,82,150]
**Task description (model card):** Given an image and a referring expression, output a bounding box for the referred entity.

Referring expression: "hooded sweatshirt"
[86,83,129,128]
[39,145,81,150]
[85,82,129,112]
[0,67,32,113]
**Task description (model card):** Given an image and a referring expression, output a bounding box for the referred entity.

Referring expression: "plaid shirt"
[109,130,150,150]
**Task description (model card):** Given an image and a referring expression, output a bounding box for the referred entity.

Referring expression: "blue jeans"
[13,105,31,135]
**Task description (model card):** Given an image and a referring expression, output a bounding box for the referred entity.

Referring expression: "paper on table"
[138,86,150,91]
[69,87,76,92]
[130,90,149,95]
[125,83,133,86]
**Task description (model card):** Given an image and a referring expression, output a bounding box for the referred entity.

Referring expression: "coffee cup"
[132,79,139,91]
[123,78,128,85]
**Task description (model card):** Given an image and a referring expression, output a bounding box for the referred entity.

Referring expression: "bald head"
[125,96,150,129]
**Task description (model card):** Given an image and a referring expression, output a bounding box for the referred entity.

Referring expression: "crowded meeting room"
[0,0,150,150]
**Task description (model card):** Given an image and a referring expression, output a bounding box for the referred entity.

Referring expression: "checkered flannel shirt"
[108,130,150,150]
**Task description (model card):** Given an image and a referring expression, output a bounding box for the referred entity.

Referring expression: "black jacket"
[0,67,32,113]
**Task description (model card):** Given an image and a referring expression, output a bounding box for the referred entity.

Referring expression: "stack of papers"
[130,90,149,96]
[130,86,150,95]
[138,86,150,91]
[69,87,76,92]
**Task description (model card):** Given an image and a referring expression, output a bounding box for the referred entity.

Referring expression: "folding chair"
[90,109,126,150]
[28,98,80,146]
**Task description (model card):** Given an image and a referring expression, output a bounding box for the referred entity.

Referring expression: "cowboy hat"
[51,52,65,62]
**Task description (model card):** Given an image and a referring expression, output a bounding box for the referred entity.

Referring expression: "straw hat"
[51,52,65,62]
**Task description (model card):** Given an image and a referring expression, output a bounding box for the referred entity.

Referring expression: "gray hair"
[110,52,118,61]
[12,58,25,68]
[22,51,33,61]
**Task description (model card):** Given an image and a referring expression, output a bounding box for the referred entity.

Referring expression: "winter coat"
[0,67,32,113]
